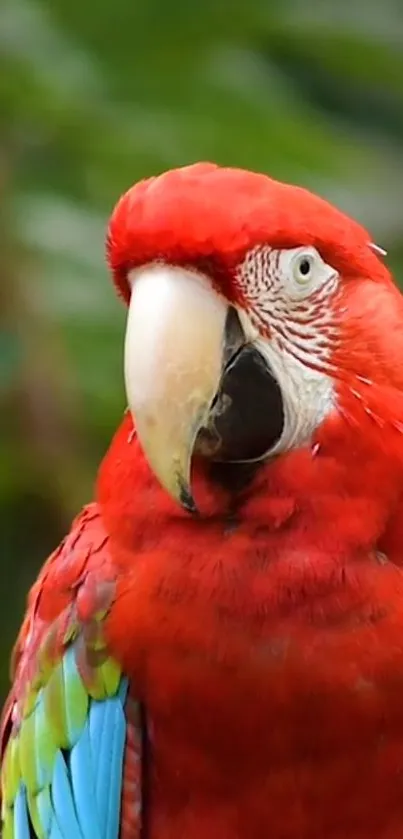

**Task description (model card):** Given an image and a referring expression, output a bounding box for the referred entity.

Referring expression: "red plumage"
[99,414,403,838]
[5,162,403,837]
[107,162,390,303]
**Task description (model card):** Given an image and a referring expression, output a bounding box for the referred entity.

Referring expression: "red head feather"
[103,162,403,547]
[106,162,390,304]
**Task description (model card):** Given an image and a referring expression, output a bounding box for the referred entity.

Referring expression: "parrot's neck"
[99,411,403,839]
[97,410,403,568]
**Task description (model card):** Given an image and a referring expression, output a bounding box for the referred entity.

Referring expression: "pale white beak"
[124,264,228,510]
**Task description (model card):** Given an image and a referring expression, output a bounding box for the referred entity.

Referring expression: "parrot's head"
[106,162,403,516]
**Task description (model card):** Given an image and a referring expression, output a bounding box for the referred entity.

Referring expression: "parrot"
[3,161,403,839]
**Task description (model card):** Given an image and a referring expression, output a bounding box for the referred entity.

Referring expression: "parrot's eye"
[294,254,313,283]
[273,245,338,300]
[290,249,319,289]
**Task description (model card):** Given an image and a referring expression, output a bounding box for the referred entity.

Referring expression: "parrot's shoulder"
[1,503,142,839]
[5,503,116,731]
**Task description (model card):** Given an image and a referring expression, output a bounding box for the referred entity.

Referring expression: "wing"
[0,504,143,839]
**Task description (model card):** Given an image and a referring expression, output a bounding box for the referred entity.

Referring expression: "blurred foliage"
[1,0,403,701]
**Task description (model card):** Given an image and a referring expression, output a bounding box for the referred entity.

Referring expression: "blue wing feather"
[14,787,30,839]
[70,718,102,839]
[48,815,65,839]
[51,751,83,839]
[8,674,129,838]
[1,506,142,839]
[90,701,108,827]
[104,695,127,839]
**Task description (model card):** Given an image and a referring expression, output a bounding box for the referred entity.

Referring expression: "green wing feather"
[0,505,136,839]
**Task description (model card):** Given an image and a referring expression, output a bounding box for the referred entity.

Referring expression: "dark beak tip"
[178,483,199,516]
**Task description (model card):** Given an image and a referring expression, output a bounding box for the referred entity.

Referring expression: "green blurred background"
[1,0,403,703]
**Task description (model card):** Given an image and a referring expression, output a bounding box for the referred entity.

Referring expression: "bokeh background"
[1,0,403,703]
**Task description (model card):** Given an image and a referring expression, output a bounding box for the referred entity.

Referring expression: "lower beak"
[124,264,283,512]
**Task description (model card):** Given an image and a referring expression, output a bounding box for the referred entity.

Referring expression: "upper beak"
[124,264,232,512]
[124,263,284,512]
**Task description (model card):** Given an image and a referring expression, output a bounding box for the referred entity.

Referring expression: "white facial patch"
[236,245,339,454]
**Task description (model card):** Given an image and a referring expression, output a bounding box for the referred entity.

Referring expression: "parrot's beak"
[124,264,283,512]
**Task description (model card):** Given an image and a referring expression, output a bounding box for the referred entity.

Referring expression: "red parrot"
[3,161,403,839]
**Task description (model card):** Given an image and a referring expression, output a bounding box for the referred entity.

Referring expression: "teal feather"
[35,786,52,837]
[104,694,127,839]
[51,752,83,839]
[49,815,65,839]
[70,718,102,839]
[90,701,109,827]
[14,787,30,839]
[91,685,128,837]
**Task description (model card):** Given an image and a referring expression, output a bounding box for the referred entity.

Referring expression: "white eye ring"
[293,252,315,285]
